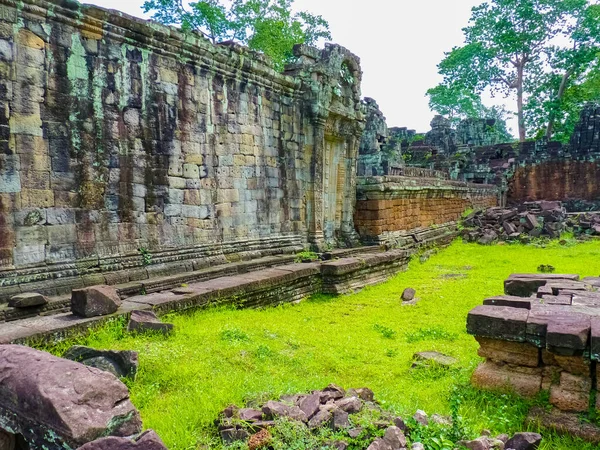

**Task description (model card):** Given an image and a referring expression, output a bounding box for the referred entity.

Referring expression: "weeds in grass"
[220,327,250,343]
[34,240,600,449]
[373,323,397,339]
[405,326,458,343]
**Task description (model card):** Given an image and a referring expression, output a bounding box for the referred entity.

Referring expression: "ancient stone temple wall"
[354,176,498,247]
[0,0,364,297]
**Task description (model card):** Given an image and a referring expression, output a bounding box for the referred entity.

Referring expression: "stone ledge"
[0,249,408,345]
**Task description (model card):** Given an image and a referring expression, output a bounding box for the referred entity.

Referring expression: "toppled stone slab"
[63,346,139,379]
[71,286,122,318]
[412,351,458,368]
[0,344,141,449]
[77,430,168,450]
[127,310,173,335]
[8,292,48,308]
[527,407,600,443]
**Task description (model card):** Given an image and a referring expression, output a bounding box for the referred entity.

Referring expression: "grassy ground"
[41,239,600,449]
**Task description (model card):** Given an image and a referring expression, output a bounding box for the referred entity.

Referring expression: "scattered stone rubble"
[127,310,174,335]
[467,273,600,421]
[216,385,542,449]
[462,201,600,244]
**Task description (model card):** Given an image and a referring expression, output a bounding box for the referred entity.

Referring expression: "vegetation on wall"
[427,0,600,142]
[142,0,331,70]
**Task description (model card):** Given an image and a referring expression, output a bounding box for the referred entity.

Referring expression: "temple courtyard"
[34,239,600,450]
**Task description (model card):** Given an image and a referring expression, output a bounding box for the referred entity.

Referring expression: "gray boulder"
[63,346,138,379]
[71,286,121,318]
[262,401,307,422]
[77,430,167,450]
[0,345,141,450]
[8,292,48,308]
[402,288,416,301]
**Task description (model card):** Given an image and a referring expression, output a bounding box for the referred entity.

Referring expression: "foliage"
[294,251,320,263]
[138,247,153,267]
[537,264,556,273]
[36,240,600,449]
[142,0,331,70]
[429,0,600,141]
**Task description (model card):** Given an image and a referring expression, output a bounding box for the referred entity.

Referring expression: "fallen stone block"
[77,430,167,450]
[127,310,174,335]
[483,295,532,309]
[262,401,307,422]
[8,292,48,308]
[63,346,139,379]
[550,386,590,412]
[527,407,600,444]
[71,285,121,318]
[0,344,141,449]
[412,351,458,368]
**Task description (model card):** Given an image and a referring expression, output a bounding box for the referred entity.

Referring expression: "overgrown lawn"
[41,240,600,449]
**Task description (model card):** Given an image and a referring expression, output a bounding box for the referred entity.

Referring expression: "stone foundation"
[0,248,411,344]
[354,176,498,246]
[467,273,600,413]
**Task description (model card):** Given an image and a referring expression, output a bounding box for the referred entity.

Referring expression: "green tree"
[426,84,487,125]
[142,0,331,70]
[430,0,599,142]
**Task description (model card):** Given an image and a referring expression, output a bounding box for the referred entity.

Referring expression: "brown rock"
[308,409,332,429]
[0,345,141,449]
[348,387,375,402]
[323,383,345,399]
[401,288,416,301]
[550,385,590,412]
[239,408,263,421]
[331,409,349,430]
[383,426,406,449]
[262,401,307,422]
[298,393,320,419]
[127,310,174,335]
[336,396,362,413]
[76,430,167,450]
[367,438,392,450]
[71,285,121,318]
[504,432,542,450]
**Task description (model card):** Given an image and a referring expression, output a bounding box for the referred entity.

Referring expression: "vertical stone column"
[307,117,326,250]
[340,132,361,245]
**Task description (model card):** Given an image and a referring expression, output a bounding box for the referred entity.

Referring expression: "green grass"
[39,240,600,449]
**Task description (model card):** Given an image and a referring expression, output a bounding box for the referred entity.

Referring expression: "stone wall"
[0,0,365,295]
[509,160,600,207]
[354,176,498,246]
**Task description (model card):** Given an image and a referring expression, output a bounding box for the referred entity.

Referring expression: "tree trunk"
[545,70,572,140]
[517,63,526,142]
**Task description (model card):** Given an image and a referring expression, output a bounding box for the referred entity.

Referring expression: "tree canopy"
[428,0,600,142]
[142,0,331,70]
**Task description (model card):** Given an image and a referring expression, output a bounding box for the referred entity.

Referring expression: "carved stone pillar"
[340,132,362,246]
[308,117,326,250]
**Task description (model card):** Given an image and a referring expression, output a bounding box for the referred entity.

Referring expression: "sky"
[85,0,503,133]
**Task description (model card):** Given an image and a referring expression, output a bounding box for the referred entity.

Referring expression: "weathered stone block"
[476,337,539,367]
[467,305,529,342]
[71,285,122,318]
[471,360,542,398]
